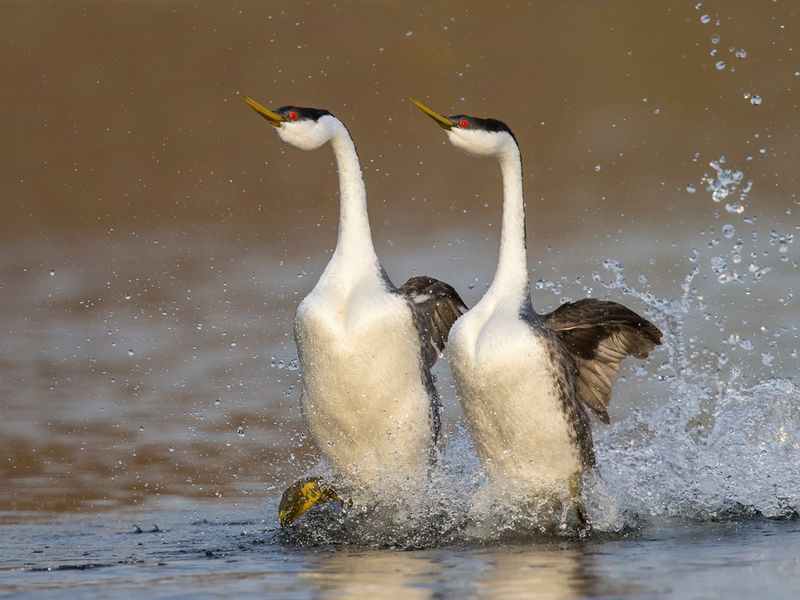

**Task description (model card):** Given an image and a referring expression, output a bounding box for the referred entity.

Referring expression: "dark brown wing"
[544,298,662,424]
[398,276,468,369]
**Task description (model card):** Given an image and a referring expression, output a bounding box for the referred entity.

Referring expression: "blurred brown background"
[1,1,797,517]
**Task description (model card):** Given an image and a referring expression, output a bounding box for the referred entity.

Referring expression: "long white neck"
[325,123,381,278]
[486,145,529,305]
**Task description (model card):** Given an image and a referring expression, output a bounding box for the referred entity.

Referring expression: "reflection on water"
[471,546,590,600]
[304,550,444,600]
[303,545,592,600]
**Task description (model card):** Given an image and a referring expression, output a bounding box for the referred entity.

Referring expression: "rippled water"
[3,0,800,597]
[1,508,799,599]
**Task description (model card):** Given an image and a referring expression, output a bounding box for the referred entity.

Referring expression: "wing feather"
[545,298,662,423]
[398,276,468,369]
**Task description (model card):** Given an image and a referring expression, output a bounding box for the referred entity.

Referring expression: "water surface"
[2,1,799,597]
[2,506,799,598]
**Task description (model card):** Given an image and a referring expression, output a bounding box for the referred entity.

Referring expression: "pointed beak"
[411,98,454,130]
[240,94,285,127]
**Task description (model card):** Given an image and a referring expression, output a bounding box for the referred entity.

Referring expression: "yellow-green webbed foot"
[278,477,344,527]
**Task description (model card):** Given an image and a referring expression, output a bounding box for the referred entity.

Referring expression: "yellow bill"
[240,94,285,127]
[410,98,454,130]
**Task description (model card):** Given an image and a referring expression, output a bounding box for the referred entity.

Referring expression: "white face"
[275,114,339,151]
[445,127,516,158]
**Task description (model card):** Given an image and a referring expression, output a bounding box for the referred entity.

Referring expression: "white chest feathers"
[295,277,433,490]
[448,302,582,492]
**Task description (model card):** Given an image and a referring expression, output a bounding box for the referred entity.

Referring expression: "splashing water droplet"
[722,224,736,239]
[686,184,697,194]
[750,95,762,106]
[700,14,711,24]
[594,164,602,173]
[128,349,134,356]
[710,33,721,44]
[715,60,726,71]
[735,48,747,59]
[703,157,750,209]
[237,425,245,437]
[710,255,727,273]
[49,269,55,277]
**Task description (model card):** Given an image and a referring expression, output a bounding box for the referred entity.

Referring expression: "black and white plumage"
[242,96,466,492]
[413,99,662,495]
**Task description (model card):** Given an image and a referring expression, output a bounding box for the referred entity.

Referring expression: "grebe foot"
[278,476,345,526]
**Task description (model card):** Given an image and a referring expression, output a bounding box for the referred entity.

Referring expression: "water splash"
[277,432,596,548]
[694,158,792,285]
[702,156,750,206]
[598,372,799,521]
[583,258,799,522]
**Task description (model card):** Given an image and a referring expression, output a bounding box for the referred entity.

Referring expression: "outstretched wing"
[398,276,468,369]
[544,298,662,424]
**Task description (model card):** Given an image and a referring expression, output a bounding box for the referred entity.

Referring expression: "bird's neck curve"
[325,122,382,282]
[486,145,529,307]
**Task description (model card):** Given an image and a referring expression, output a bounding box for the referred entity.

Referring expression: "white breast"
[448,301,581,493]
[295,276,433,491]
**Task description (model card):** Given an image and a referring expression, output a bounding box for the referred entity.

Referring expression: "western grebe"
[412,98,661,521]
[242,96,466,525]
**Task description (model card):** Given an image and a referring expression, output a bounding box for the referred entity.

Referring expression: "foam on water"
[277,434,593,548]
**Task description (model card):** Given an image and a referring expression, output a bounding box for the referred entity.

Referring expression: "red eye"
[289,111,298,121]
[459,119,468,128]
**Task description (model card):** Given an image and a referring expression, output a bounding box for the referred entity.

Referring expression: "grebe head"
[411,98,517,158]
[241,95,339,151]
